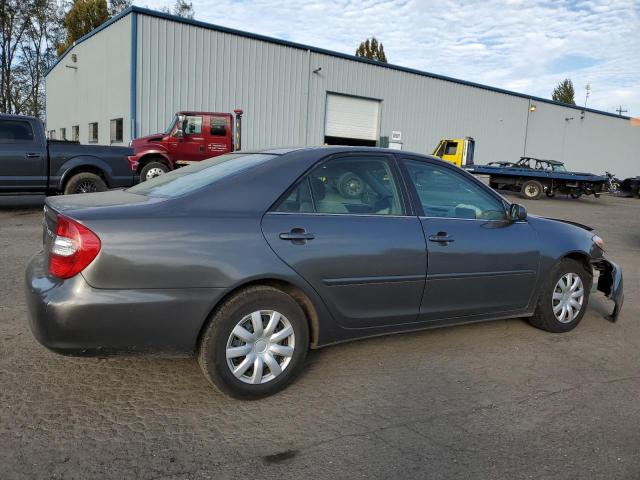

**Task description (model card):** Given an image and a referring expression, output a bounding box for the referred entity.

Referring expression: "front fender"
[132,150,175,171]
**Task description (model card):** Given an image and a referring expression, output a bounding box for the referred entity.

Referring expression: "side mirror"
[509,203,527,221]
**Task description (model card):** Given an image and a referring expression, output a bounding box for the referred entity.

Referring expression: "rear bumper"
[25,252,227,356]
[594,258,624,321]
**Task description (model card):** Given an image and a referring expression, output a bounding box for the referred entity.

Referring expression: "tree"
[355,37,387,63]
[1,0,61,116]
[552,78,576,105]
[108,0,131,16]
[56,0,109,56]
[162,0,195,19]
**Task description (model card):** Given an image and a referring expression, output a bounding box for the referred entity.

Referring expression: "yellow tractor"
[432,137,475,167]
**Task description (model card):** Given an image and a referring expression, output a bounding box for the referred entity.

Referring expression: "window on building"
[110,118,123,143]
[49,130,56,140]
[0,120,35,143]
[88,122,98,142]
[210,117,227,136]
[60,128,66,140]
[72,125,79,142]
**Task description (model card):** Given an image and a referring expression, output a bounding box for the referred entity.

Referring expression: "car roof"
[252,145,441,158]
[0,114,40,122]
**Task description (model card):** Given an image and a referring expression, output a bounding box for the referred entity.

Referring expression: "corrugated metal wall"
[46,15,131,145]
[136,15,309,148]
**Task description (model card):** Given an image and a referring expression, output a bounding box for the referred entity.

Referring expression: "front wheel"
[528,259,592,333]
[140,161,169,181]
[198,286,309,399]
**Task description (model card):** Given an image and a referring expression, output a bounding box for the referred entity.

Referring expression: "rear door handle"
[279,228,315,244]
[428,232,455,244]
[25,153,41,159]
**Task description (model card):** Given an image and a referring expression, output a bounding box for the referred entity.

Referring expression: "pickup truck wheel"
[140,161,169,181]
[198,286,309,399]
[63,172,107,195]
[570,192,582,199]
[521,180,543,200]
[545,189,555,198]
[528,258,592,333]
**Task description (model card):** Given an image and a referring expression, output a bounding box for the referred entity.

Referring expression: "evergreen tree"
[552,78,576,105]
[355,36,388,63]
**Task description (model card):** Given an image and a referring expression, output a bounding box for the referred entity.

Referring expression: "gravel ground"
[1,192,638,480]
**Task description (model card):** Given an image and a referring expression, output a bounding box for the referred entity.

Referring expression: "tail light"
[49,214,101,279]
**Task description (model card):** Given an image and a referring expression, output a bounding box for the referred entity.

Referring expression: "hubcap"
[76,180,97,193]
[526,184,539,197]
[225,310,295,385]
[552,273,584,323]
[146,167,166,179]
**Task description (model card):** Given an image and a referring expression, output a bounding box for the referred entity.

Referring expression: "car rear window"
[128,153,276,198]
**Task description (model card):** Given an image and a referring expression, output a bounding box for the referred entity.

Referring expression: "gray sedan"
[25,147,623,399]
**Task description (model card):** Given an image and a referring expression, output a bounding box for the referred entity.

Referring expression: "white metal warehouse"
[45,6,639,177]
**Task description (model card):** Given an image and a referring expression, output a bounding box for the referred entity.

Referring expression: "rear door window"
[0,120,34,143]
[275,156,404,215]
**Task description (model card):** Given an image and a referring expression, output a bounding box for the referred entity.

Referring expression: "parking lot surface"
[1,193,639,479]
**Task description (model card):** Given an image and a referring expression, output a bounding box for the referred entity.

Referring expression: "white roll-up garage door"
[325,94,381,141]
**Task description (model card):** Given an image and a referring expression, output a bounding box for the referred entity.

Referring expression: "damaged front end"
[593,259,624,321]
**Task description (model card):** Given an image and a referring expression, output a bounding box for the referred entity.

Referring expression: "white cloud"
[136,0,640,116]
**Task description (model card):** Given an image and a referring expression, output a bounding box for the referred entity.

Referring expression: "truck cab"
[129,110,242,181]
[432,137,475,167]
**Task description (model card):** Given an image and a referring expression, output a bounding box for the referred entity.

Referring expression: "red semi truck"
[128,109,243,181]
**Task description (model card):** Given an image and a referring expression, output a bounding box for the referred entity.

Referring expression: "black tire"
[337,172,365,199]
[198,286,309,399]
[545,189,555,198]
[140,161,169,181]
[521,180,543,200]
[63,172,107,195]
[528,259,592,333]
[570,192,582,199]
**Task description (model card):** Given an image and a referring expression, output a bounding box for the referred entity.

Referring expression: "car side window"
[185,116,202,135]
[275,156,403,215]
[0,120,34,144]
[404,159,506,220]
[210,117,227,136]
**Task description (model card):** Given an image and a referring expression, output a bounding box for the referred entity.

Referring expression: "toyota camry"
[26,147,623,399]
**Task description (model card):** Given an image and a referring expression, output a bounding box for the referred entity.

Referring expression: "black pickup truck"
[0,114,135,195]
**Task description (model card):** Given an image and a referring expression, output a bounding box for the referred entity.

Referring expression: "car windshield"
[163,114,178,135]
[128,153,276,198]
[553,164,567,172]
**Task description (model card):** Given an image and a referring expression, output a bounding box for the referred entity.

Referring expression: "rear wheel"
[545,188,555,198]
[528,258,592,333]
[140,161,169,181]
[521,180,543,200]
[198,286,309,399]
[63,172,107,195]
[570,192,582,199]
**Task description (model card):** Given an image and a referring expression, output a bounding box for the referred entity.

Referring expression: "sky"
[136,0,640,116]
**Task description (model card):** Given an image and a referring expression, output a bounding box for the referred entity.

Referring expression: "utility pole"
[616,105,628,116]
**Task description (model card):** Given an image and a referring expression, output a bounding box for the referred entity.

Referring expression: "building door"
[324,93,380,147]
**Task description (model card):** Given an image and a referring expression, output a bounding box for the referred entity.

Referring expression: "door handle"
[279,228,315,244]
[428,232,455,244]
[25,153,41,159]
